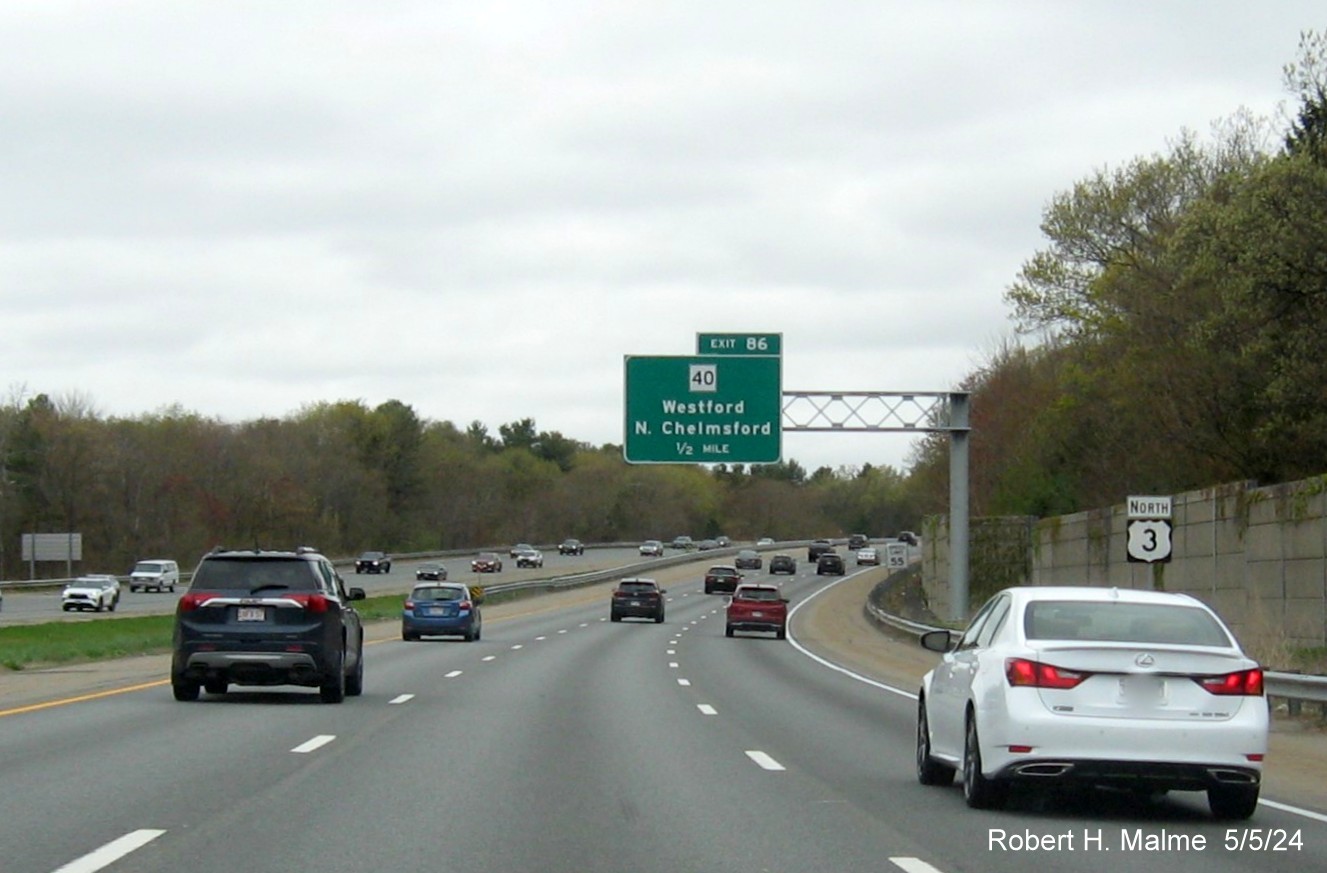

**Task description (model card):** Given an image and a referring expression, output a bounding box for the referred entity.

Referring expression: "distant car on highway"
[415,562,448,581]
[856,547,879,566]
[509,543,535,558]
[639,540,664,557]
[756,536,775,546]
[355,551,392,574]
[847,533,869,550]
[128,558,179,592]
[815,552,845,576]
[402,581,483,641]
[471,553,503,573]
[558,539,584,556]
[807,540,833,561]
[610,577,666,623]
[898,531,919,546]
[769,554,796,575]
[696,538,719,551]
[62,574,121,612]
[515,548,544,568]
[725,583,788,639]
[669,536,694,550]
[703,565,742,595]
[715,535,731,547]
[734,549,762,570]
[916,586,1267,819]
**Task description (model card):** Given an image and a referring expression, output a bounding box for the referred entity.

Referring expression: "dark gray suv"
[171,547,366,703]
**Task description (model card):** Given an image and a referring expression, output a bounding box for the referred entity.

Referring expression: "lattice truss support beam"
[781,391,965,433]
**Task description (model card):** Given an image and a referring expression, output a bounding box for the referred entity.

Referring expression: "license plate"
[237,607,266,622]
[426,607,447,616]
[630,600,641,607]
[752,611,764,618]
[1120,675,1165,704]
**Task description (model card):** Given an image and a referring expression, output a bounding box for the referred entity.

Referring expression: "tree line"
[0,394,924,579]
[907,31,1327,518]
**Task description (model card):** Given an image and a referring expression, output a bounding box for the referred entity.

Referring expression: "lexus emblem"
[1135,653,1155,667]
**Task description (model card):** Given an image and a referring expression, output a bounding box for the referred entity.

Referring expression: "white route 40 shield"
[1126,518,1173,563]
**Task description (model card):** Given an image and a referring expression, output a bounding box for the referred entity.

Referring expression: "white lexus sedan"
[916,586,1267,819]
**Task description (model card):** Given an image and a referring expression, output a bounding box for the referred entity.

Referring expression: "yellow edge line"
[0,679,170,718]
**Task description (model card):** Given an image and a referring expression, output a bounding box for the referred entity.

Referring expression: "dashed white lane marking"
[677,679,691,686]
[388,694,414,705]
[511,644,524,650]
[482,655,496,662]
[666,649,676,655]
[535,635,547,641]
[558,629,568,634]
[292,735,336,754]
[890,858,947,873]
[445,670,463,678]
[579,622,589,627]
[53,829,166,873]
[668,662,679,669]
[745,750,785,771]
[697,704,717,715]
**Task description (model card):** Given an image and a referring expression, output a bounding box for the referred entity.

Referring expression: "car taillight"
[1005,658,1088,689]
[404,600,415,610]
[1196,668,1264,696]
[178,592,211,612]
[458,600,472,610]
[289,593,330,613]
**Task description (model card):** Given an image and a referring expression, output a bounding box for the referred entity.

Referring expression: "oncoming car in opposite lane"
[915,586,1268,819]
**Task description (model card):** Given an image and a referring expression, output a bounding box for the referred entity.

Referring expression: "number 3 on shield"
[689,363,718,393]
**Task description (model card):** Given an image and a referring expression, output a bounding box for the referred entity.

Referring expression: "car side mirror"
[659,588,667,594]
[780,598,789,604]
[348,587,367,601]
[919,629,954,653]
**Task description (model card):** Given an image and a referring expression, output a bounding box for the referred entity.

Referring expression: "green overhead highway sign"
[624,354,782,464]
[697,332,782,356]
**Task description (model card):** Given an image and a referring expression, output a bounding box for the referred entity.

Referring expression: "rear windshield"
[736,588,780,601]
[1024,600,1231,647]
[133,563,164,574]
[191,557,318,592]
[618,582,658,594]
[412,586,465,602]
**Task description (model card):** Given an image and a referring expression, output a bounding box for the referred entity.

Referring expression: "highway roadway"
[1,551,1324,873]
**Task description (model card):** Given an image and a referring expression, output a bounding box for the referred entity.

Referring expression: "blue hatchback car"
[402,582,483,641]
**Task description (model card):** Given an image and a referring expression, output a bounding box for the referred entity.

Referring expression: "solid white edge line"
[745,750,786,771]
[789,572,1327,826]
[291,735,336,754]
[1258,798,1327,823]
[784,572,917,700]
[890,857,946,873]
[388,694,415,705]
[53,829,167,873]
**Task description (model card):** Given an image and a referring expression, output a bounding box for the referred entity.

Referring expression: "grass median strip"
[0,593,415,672]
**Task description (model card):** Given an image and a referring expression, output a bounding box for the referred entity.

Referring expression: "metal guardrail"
[862,598,1327,712]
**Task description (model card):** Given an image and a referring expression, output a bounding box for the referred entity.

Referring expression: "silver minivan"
[128,559,180,592]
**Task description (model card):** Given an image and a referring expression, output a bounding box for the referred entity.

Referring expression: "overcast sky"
[2,2,1321,473]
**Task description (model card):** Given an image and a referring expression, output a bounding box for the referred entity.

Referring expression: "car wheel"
[655,611,665,623]
[346,647,364,697]
[610,611,621,622]
[319,649,346,704]
[169,585,175,592]
[725,625,735,637]
[916,697,956,786]
[62,605,72,612]
[172,680,201,702]
[776,626,786,640]
[108,598,117,612]
[402,629,416,641]
[962,714,1005,809]
[474,622,482,641]
[94,599,104,612]
[1208,784,1259,820]
[204,678,227,695]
